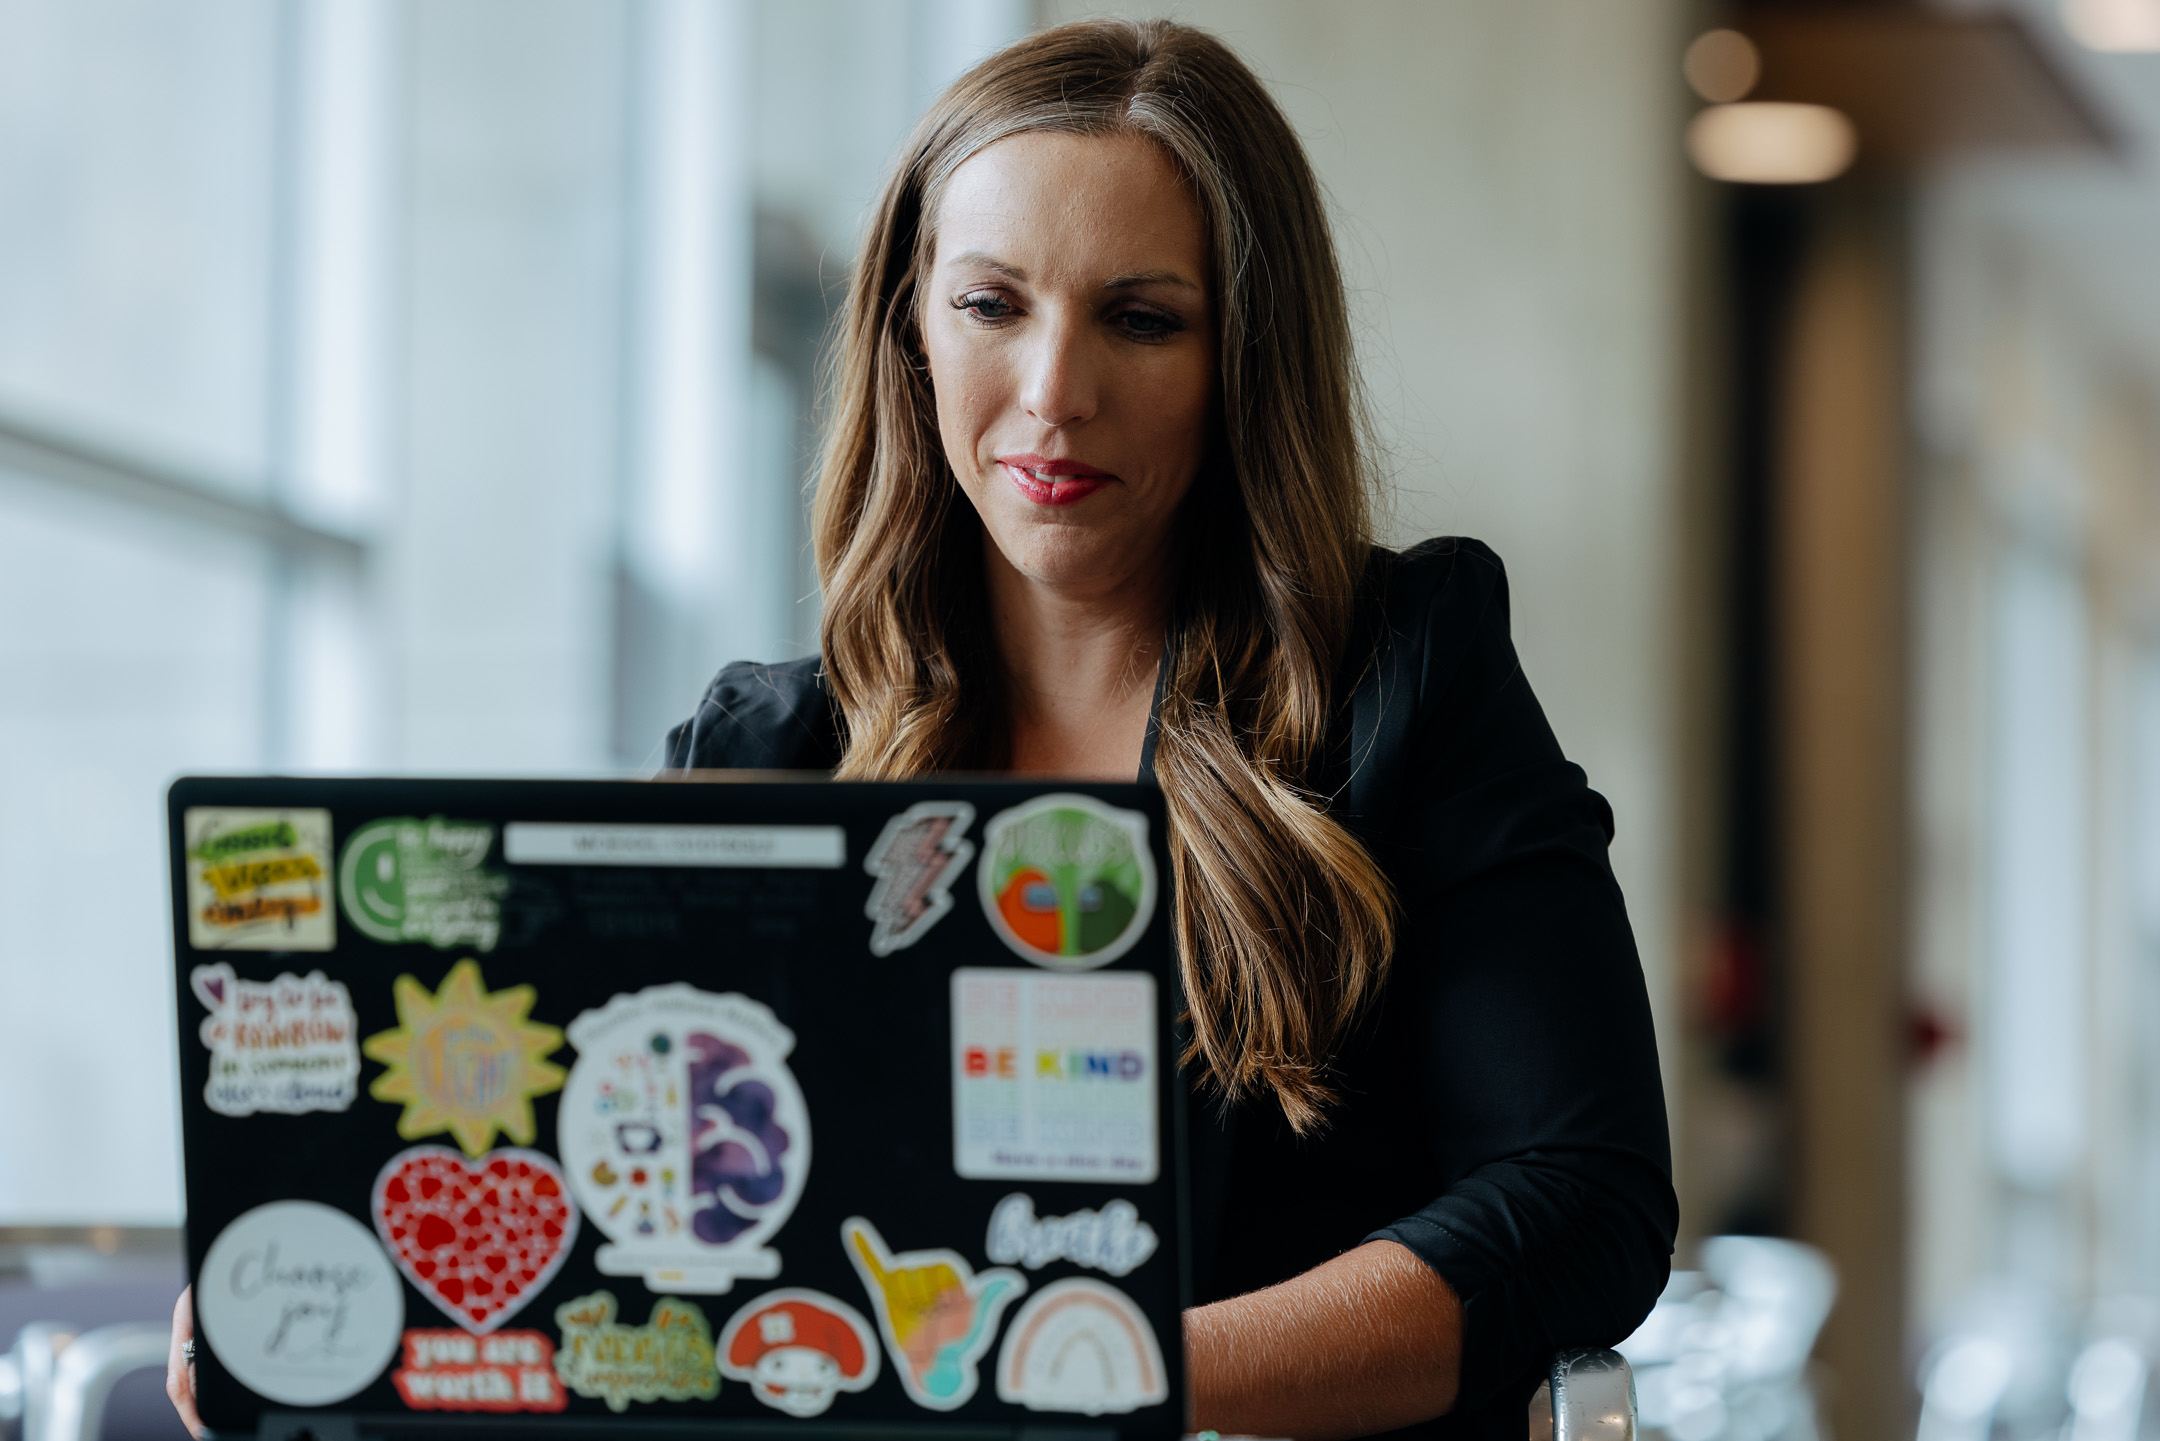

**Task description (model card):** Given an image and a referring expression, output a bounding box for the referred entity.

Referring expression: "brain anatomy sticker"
[195,1200,404,1407]
[552,1292,719,1412]
[393,1329,565,1413]
[863,801,976,956]
[979,794,1154,969]
[372,1146,578,1333]
[190,965,359,1116]
[362,959,567,1157]
[842,1216,1023,1411]
[561,986,808,1293]
[717,1289,880,1417]
[339,816,510,951]
[952,968,1158,1183]
[995,1277,1168,1415]
[985,1193,1159,1277]
[183,807,335,951]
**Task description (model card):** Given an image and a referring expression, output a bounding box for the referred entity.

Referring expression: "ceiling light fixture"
[1684,29,1763,103]
[2061,0,2160,51]
[1686,102,1859,184]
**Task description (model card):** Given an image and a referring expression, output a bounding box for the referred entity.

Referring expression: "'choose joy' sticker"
[196,1200,405,1406]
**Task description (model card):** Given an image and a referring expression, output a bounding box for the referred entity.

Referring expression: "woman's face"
[921,130,1214,601]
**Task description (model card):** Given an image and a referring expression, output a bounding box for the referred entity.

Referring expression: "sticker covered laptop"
[168,776,1187,1440]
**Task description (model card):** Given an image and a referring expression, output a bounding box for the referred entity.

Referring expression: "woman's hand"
[165,1286,204,1439]
[1183,1239,1464,1441]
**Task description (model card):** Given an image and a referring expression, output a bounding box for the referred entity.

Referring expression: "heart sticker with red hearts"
[372,1145,579,1334]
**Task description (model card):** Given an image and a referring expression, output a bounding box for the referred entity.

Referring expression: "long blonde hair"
[813,18,1394,1132]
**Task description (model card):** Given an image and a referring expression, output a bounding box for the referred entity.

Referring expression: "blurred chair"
[1914,1336,2013,1441]
[2064,1338,2147,1441]
[1616,1236,1837,1441]
[1532,1347,1639,1441]
[0,1319,171,1441]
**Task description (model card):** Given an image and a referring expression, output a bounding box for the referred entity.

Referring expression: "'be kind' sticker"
[952,968,1158,1183]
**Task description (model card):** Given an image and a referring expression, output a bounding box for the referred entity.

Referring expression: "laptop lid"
[167,776,1187,1440]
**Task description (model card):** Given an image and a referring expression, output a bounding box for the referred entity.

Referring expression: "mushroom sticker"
[717,1289,880,1417]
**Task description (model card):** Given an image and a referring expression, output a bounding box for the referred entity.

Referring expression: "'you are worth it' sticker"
[979,795,1155,970]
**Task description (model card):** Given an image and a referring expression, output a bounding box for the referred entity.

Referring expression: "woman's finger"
[166,1285,205,1439]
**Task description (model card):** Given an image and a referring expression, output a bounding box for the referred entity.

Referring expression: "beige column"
[1776,196,1911,1441]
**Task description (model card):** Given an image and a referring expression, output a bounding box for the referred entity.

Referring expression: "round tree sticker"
[978,794,1156,970]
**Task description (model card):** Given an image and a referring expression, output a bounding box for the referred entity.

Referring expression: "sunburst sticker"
[363,959,566,1157]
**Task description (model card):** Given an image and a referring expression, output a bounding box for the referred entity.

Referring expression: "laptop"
[166,775,1188,1440]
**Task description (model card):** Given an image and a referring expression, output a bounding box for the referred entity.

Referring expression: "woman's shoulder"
[662,656,841,772]
[1355,535,1515,699]
[1338,535,1595,838]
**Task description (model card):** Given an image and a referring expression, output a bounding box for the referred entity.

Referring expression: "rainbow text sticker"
[183,807,335,951]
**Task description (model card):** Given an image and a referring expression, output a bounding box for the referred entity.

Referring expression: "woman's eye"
[1115,307,1183,340]
[957,293,1013,321]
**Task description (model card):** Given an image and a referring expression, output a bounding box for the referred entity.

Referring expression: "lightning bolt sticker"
[862,802,976,957]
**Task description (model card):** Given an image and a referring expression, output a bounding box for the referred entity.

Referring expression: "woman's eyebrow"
[1104,269,1201,293]
[944,251,1199,294]
[948,250,1026,280]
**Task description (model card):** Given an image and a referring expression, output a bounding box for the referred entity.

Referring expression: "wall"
[1038,0,1697,1135]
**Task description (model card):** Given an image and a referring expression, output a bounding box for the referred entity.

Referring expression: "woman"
[666,17,1673,1439]
[171,18,1671,1440]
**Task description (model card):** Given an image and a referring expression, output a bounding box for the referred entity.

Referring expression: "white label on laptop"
[196,1200,404,1406]
[183,807,336,951]
[951,968,1157,1183]
[503,823,845,868]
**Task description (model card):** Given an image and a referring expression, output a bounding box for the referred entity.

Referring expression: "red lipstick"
[997,453,1116,507]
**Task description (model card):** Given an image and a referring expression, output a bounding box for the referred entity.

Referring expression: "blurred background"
[2,0,2157,1438]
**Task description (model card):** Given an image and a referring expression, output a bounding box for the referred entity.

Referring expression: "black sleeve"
[662,657,840,772]
[1365,545,1676,1412]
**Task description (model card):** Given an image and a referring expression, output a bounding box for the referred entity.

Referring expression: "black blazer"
[666,538,1677,1440]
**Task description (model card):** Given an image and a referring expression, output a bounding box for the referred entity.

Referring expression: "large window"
[0,0,1027,1224]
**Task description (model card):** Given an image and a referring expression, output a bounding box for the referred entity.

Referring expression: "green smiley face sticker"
[979,794,1156,970]
[338,817,508,951]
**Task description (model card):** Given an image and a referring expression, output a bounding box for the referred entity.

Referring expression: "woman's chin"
[987,522,1149,595]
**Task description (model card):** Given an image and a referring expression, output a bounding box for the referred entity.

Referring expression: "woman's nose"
[1018,316,1099,428]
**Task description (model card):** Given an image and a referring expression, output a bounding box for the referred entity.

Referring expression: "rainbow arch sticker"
[978,794,1156,971]
[995,1277,1168,1415]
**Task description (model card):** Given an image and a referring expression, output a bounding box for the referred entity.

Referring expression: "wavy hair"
[813,17,1394,1132]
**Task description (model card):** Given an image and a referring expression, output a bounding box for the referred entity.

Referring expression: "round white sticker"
[196,1200,404,1406]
